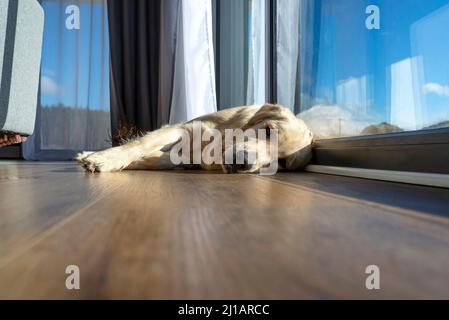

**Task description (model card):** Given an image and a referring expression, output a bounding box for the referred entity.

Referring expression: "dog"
[76,104,313,174]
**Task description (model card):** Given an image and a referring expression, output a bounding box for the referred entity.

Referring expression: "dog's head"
[240,104,313,172]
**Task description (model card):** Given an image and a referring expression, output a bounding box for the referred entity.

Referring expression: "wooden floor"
[1,161,449,299]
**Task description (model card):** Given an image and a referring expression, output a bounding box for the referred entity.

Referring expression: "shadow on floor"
[267,172,449,220]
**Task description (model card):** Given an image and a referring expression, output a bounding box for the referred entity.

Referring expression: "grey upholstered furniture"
[0,0,44,136]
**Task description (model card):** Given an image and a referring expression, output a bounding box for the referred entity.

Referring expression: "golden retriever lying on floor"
[76,104,313,174]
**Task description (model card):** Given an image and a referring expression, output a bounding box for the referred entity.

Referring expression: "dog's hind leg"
[77,125,187,172]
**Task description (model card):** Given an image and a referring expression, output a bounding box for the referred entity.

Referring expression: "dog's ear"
[244,104,286,130]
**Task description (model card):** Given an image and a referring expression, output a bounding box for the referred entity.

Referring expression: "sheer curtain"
[168,0,217,123]
[23,0,110,160]
[246,0,267,105]
[276,0,300,112]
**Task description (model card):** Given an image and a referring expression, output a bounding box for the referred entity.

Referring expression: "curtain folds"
[276,0,300,112]
[276,0,321,114]
[108,0,217,142]
[23,0,111,160]
[169,0,217,123]
[246,0,266,105]
[107,0,161,136]
[214,0,267,109]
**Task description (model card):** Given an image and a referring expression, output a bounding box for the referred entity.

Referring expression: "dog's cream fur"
[76,104,313,174]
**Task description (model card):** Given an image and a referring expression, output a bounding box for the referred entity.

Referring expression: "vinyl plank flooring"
[0,162,123,266]
[0,162,449,299]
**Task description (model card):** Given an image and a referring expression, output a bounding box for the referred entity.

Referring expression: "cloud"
[298,105,373,139]
[423,83,449,97]
[42,68,56,77]
[41,76,65,96]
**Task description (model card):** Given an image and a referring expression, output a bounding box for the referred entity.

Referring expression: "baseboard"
[305,165,449,189]
[0,144,22,159]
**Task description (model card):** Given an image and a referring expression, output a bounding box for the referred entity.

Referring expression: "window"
[23,0,110,160]
[276,0,449,139]
[273,0,449,174]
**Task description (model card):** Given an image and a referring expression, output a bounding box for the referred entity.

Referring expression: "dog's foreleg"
[77,125,186,172]
[126,150,179,170]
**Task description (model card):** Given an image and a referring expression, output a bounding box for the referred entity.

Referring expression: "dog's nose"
[223,151,252,174]
[278,158,287,169]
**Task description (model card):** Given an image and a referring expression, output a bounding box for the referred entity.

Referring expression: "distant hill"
[361,122,403,135]
[423,121,449,130]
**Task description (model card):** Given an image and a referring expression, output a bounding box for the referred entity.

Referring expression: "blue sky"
[305,0,449,129]
[40,1,109,111]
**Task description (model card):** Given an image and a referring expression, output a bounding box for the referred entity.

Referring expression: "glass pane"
[279,0,449,139]
[214,0,267,109]
[40,0,110,150]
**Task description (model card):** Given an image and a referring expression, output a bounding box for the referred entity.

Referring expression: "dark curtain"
[107,0,161,143]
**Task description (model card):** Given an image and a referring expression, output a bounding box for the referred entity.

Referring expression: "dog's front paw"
[75,151,95,163]
[78,152,126,173]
